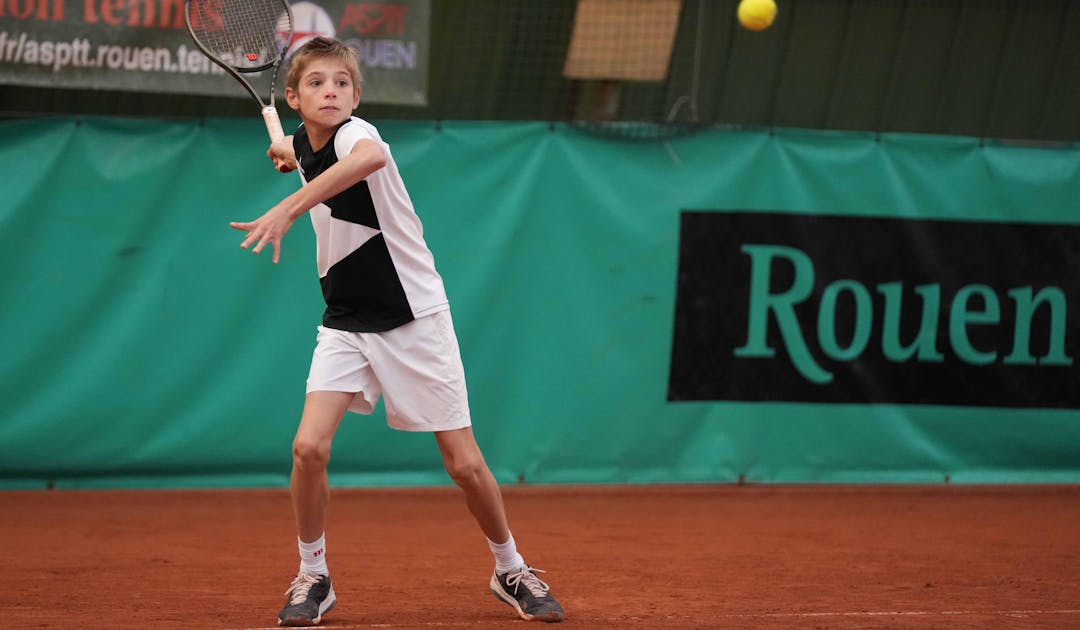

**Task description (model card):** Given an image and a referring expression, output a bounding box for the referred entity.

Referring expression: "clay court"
[3,2,1079,629]
[5,484,1079,629]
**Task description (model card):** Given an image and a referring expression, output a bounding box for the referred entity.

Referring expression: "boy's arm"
[230,139,387,264]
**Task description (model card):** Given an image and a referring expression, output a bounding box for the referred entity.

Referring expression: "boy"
[229,37,564,626]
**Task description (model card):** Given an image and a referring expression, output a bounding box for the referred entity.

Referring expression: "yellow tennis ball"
[738,0,777,31]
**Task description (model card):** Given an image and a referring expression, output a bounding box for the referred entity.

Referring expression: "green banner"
[0,0,429,104]
[0,119,1078,489]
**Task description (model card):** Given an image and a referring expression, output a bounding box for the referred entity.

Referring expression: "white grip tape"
[262,105,285,143]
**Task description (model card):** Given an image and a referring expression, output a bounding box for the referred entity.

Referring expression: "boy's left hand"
[230,204,297,264]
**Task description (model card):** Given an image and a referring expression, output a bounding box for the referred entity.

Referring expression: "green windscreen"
[1,118,1077,488]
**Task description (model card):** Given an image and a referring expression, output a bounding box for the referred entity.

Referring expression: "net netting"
[423,0,729,141]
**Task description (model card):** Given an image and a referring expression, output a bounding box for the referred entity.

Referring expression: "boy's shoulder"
[333,116,385,156]
[340,116,380,138]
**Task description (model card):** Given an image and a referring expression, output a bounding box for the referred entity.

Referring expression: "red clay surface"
[3,484,1079,629]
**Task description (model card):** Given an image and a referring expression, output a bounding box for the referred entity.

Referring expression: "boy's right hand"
[271,155,295,173]
[268,135,298,173]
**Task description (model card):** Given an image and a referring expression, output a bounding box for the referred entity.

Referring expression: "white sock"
[487,533,526,575]
[298,534,329,576]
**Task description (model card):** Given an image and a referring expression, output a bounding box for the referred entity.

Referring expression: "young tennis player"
[228,37,564,626]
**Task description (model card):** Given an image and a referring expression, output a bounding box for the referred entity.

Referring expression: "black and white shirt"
[293,117,448,332]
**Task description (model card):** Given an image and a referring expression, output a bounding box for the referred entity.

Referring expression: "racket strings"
[188,0,293,71]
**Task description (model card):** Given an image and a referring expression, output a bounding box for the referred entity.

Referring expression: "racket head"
[185,0,295,74]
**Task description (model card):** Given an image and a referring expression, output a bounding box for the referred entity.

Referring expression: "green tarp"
[1,118,1077,488]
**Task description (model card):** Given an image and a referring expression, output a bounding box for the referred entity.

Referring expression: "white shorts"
[306,309,472,432]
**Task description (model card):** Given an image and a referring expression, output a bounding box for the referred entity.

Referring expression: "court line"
[226,610,1080,628]
[717,609,1080,619]
[222,626,509,630]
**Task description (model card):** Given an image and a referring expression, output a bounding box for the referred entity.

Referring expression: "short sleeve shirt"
[293,117,449,332]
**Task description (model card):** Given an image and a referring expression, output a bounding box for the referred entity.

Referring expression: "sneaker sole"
[278,589,337,627]
[489,576,564,623]
[278,614,321,627]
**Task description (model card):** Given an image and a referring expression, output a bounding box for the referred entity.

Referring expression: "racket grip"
[262,105,285,143]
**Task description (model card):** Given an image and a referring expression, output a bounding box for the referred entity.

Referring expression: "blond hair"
[285,37,362,91]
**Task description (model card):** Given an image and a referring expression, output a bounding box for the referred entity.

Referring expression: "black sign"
[668,211,1080,408]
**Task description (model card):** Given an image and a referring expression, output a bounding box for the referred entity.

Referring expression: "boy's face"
[285,58,361,130]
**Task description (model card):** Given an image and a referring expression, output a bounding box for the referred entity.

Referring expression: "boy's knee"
[293,437,331,471]
[445,456,485,487]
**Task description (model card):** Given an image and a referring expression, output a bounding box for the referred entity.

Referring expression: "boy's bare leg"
[291,391,353,543]
[434,426,510,543]
[279,391,352,627]
[435,426,565,622]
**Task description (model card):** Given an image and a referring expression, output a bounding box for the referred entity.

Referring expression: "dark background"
[3,0,1078,143]
[668,211,1080,407]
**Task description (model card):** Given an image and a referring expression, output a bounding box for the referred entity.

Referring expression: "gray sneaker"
[278,572,336,626]
[490,566,565,622]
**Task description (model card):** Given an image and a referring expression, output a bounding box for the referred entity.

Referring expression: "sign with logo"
[668,211,1080,408]
[0,0,429,105]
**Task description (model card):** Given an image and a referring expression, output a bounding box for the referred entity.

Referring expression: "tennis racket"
[184,0,295,143]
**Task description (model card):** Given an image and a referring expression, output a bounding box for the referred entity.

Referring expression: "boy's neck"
[306,117,351,152]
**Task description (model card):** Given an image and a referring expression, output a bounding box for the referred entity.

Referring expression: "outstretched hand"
[230,204,297,264]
